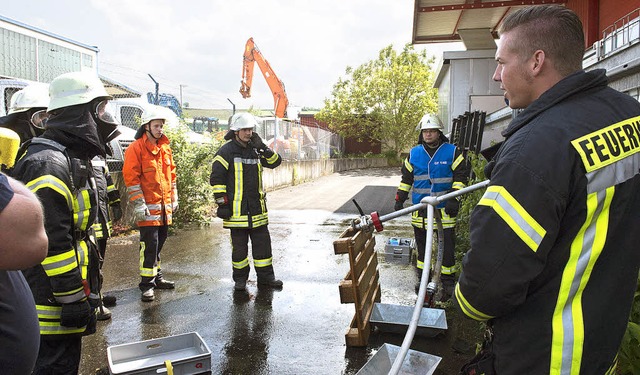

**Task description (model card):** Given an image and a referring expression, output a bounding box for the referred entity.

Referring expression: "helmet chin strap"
[146,125,161,140]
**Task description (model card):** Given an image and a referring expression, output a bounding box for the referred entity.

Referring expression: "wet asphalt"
[79,167,467,375]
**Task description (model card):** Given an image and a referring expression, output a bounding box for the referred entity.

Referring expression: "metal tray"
[370,303,447,338]
[107,332,211,375]
[356,343,441,375]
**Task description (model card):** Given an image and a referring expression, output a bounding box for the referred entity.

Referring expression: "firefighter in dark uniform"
[456,5,640,374]
[91,155,122,319]
[395,114,468,301]
[12,71,121,374]
[210,112,283,291]
[0,84,48,145]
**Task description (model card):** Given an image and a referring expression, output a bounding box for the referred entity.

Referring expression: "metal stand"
[352,180,490,375]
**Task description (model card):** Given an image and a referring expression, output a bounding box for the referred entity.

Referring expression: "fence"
[254,117,343,160]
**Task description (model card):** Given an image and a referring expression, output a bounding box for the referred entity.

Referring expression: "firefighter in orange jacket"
[123,108,177,302]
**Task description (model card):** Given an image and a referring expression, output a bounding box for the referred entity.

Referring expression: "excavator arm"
[240,37,288,118]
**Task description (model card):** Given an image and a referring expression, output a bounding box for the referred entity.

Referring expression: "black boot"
[258,278,283,289]
[155,270,175,290]
[440,275,455,302]
[234,279,247,291]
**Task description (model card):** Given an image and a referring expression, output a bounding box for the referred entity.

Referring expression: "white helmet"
[8,84,49,114]
[141,107,169,126]
[418,114,443,131]
[48,72,111,112]
[229,112,257,131]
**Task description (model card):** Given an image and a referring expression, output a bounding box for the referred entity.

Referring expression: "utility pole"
[148,74,159,104]
[179,84,187,108]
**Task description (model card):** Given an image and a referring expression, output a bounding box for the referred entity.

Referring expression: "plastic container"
[107,332,211,375]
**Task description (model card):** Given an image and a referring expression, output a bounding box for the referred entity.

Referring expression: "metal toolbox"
[107,332,211,375]
[383,237,414,263]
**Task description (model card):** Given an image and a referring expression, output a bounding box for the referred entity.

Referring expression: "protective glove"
[444,196,460,217]
[172,200,179,213]
[60,300,92,328]
[216,204,232,219]
[394,192,407,211]
[133,200,150,222]
[111,204,123,221]
[394,200,404,211]
[249,132,268,153]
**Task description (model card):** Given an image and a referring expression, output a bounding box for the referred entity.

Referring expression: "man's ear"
[531,50,545,76]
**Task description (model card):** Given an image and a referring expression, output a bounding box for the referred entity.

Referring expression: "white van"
[110,98,204,143]
[105,98,207,172]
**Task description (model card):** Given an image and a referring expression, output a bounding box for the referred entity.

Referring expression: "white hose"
[388,204,435,375]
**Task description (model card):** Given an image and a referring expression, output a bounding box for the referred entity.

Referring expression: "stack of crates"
[383,237,414,264]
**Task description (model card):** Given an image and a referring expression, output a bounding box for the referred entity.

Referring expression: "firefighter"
[210,112,283,291]
[12,71,121,374]
[456,5,640,374]
[91,155,122,319]
[394,114,468,301]
[0,84,49,152]
[123,108,177,302]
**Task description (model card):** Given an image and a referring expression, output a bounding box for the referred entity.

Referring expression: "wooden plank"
[350,229,371,262]
[333,227,356,254]
[357,271,380,323]
[345,315,368,347]
[339,279,354,304]
[356,252,379,304]
[353,236,376,280]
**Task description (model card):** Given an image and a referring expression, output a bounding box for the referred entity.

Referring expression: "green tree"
[317,43,438,159]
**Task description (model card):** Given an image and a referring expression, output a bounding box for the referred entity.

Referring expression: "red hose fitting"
[370,211,384,232]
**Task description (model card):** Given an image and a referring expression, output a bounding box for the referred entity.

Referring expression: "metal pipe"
[386,179,490,375]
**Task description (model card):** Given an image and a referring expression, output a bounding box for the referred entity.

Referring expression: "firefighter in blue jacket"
[210,113,283,292]
[395,114,468,301]
[12,72,120,374]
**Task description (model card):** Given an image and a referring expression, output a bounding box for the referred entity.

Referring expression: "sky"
[2,0,464,111]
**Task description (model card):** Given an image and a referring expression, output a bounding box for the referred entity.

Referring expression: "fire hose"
[352,180,490,375]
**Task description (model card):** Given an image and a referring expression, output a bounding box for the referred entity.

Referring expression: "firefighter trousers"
[230,225,276,283]
[32,336,82,375]
[138,225,169,291]
[414,225,456,286]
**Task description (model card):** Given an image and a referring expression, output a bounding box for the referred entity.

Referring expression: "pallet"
[333,226,381,347]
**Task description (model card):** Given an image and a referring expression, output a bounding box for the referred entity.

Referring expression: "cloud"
[3,0,463,110]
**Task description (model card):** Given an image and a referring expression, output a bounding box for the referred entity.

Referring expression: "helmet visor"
[94,100,119,126]
[30,110,50,129]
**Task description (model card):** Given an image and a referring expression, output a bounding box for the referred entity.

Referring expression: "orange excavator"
[240,37,288,118]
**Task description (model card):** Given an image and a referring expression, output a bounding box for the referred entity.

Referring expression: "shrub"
[164,126,222,226]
